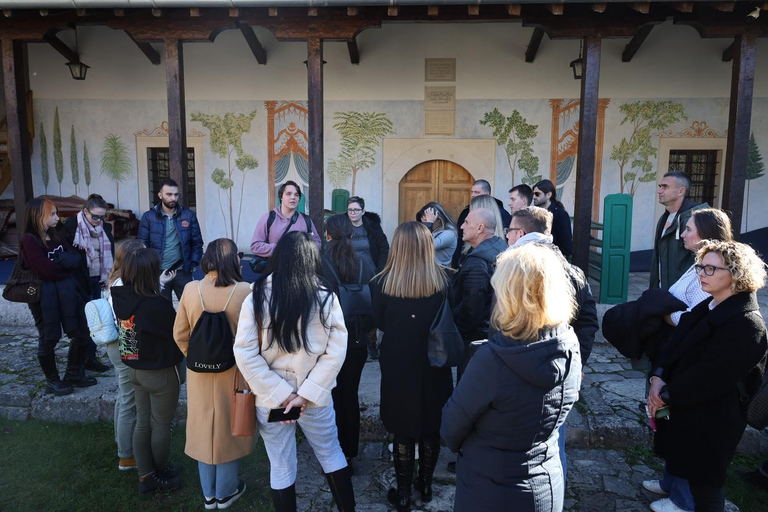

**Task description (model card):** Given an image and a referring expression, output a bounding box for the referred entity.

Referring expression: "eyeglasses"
[694,264,730,276]
[87,210,107,221]
[347,208,363,214]
[504,227,524,235]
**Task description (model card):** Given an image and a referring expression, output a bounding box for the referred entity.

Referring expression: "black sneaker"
[85,358,110,373]
[156,463,183,478]
[217,480,246,509]
[138,472,182,494]
[45,379,74,396]
[63,375,98,388]
[204,496,217,510]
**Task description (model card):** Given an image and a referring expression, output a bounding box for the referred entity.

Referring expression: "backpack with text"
[186,282,240,373]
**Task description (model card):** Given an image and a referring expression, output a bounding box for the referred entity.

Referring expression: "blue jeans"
[198,459,240,499]
[558,423,567,484]
[660,463,695,511]
[106,341,136,458]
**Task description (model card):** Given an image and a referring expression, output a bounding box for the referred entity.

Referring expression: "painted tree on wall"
[327,111,395,195]
[610,100,687,196]
[190,110,258,243]
[99,134,132,208]
[70,125,79,196]
[746,132,766,232]
[39,122,50,194]
[83,141,91,195]
[53,107,64,195]
[480,108,540,186]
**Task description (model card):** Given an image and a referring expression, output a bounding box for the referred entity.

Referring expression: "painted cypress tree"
[53,107,64,195]
[70,125,79,196]
[39,122,50,194]
[745,132,766,231]
[83,141,91,195]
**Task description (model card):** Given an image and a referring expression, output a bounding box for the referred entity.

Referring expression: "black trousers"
[332,342,368,459]
[28,302,89,358]
[689,482,725,512]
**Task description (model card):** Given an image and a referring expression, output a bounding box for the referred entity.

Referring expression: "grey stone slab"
[587,363,625,373]
[603,475,639,498]
[0,383,34,407]
[583,373,625,385]
[31,394,102,423]
[619,371,647,380]
[0,405,29,421]
[600,379,646,405]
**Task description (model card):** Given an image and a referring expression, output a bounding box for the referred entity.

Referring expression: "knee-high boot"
[387,436,414,512]
[63,338,97,387]
[325,465,356,512]
[38,354,73,396]
[415,436,440,503]
[270,484,297,512]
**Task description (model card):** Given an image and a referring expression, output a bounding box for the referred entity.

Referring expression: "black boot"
[63,340,97,387]
[387,437,414,512]
[325,466,356,512]
[39,354,74,396]
[270,484,297,512]
[415,437,440,504]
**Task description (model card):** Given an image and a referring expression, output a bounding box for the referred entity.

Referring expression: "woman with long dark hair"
[62,193,114,372]
[111,248,184,494]
[416,201,457,266]
[20,197,95,396]
[371,221,453,511]
[234,232,355,511]
[174,239,254,510]
[322,214,376,465]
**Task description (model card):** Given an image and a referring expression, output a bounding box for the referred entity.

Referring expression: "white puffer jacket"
[233,277,348,409]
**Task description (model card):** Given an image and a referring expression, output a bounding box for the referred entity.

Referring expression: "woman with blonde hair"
[648,240,767,512]
[371,221,453,511]
[441,243,581,511]
[174,238,254,509]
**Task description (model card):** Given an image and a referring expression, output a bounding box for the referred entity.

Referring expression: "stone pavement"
[1,272,767,511]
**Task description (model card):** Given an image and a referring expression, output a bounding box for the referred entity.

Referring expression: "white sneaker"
[642,480,669,496]
[650,498,688,512]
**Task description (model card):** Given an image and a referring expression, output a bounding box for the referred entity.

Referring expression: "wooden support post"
[722,34,757,239]
[164,39,189,207]
[307,38,324,239]
[1,39,34,224]
[525,28,545,63]
[573,34,601,274]
[622,24,654,62]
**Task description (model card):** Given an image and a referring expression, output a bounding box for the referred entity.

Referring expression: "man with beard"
[138,178,203,300]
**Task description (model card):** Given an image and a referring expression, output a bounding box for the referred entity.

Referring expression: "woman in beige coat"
[174,238,255,510]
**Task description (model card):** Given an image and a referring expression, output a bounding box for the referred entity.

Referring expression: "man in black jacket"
[451,180,511,268]
[506,205,599,484]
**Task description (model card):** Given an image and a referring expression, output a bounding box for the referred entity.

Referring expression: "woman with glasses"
[62,193,114,373]
[416,201,457,267]
[648,240,767,512]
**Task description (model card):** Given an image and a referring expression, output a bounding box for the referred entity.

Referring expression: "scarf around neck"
[73,210,113,283]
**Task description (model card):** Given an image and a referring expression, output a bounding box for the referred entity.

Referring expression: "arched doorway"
[398,160,474,225]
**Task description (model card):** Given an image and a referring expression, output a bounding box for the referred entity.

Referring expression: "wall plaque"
[425,110,455,135]
[425,58,456,82]
[424,86,456,111]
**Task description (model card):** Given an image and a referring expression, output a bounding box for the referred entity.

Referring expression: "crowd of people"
[12,171,767,512]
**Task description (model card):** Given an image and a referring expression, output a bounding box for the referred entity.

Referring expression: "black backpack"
[250,210,313,274]
[322,257,374,330]
[186,282,241,373]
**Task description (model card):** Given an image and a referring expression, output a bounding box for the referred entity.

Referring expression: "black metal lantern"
[66,61,89,80]
[570,58,583,80]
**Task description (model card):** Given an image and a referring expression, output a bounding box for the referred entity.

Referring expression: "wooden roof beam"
[711,2,734,12]
[673,3,694,13]
[388,6,399,16]
[631,3,650,14]
[507,4,522,16]
[347,37,360,64]
[428,6,439,16]
[547,4,564,15]
[622,24,654,62]
[43,31,79,63]
[722,40,735,62]
[190,8,200,17]
[347,7,358,16]
[468,5,480,16]
[592,4,607,13]
[238,21,266,65]
[525,27,545,63]
[126,33,160,65]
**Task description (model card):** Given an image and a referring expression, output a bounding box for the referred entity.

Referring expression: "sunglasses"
[504,227,524,235]
[87,210,107,221]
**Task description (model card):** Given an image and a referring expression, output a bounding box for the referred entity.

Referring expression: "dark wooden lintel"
[347,37,360,64]
[126,32,161,65]
[722,41,735,62]
[630,3,650,14]
[525,27,545,63]
[592,4,607,13]
[546,4,564,16]
[43,31,79,63]
[622,24,654,62]
[238,22,267,65]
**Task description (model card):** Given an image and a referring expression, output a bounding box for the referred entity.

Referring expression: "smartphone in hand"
[268,407,302,423]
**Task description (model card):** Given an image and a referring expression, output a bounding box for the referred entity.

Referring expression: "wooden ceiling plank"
[622,24,654,62]
[347,37,360,64]
[525,27,545,63]
[238,22,267,65]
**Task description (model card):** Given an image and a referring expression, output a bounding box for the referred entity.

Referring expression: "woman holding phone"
[234,232,355,512]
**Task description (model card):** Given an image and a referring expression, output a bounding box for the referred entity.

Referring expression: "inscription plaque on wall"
[425,111,455,135]
[424,86,456,111]
[425,58,456,82]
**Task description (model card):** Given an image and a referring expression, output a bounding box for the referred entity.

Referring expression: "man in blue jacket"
[138,178,203,300]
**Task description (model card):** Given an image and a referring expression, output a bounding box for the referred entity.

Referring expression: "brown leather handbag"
[2,246,42,304]
[230,369,255,437]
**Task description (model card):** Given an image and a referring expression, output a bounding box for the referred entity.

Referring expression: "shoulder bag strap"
[357,257,364,285]
[221,282,239,312]
[279,212,300,239]
[322,257,343,286]
[196,281,205,310]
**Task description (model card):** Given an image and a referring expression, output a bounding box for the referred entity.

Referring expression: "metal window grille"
[147,148,196,210]
[668,149,718,206]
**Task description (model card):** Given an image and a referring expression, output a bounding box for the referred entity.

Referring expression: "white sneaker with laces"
[650,498,688,512]
[642,480,669,496]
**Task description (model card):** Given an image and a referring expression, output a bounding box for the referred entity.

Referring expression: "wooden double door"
[398,160,474,225]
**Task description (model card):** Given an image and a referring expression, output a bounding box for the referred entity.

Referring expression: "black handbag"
[3,246,42,304]
[427,292,464,368]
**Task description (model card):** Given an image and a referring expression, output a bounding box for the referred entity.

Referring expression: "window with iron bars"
[668,149,719,207]
[147,148,196,210]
